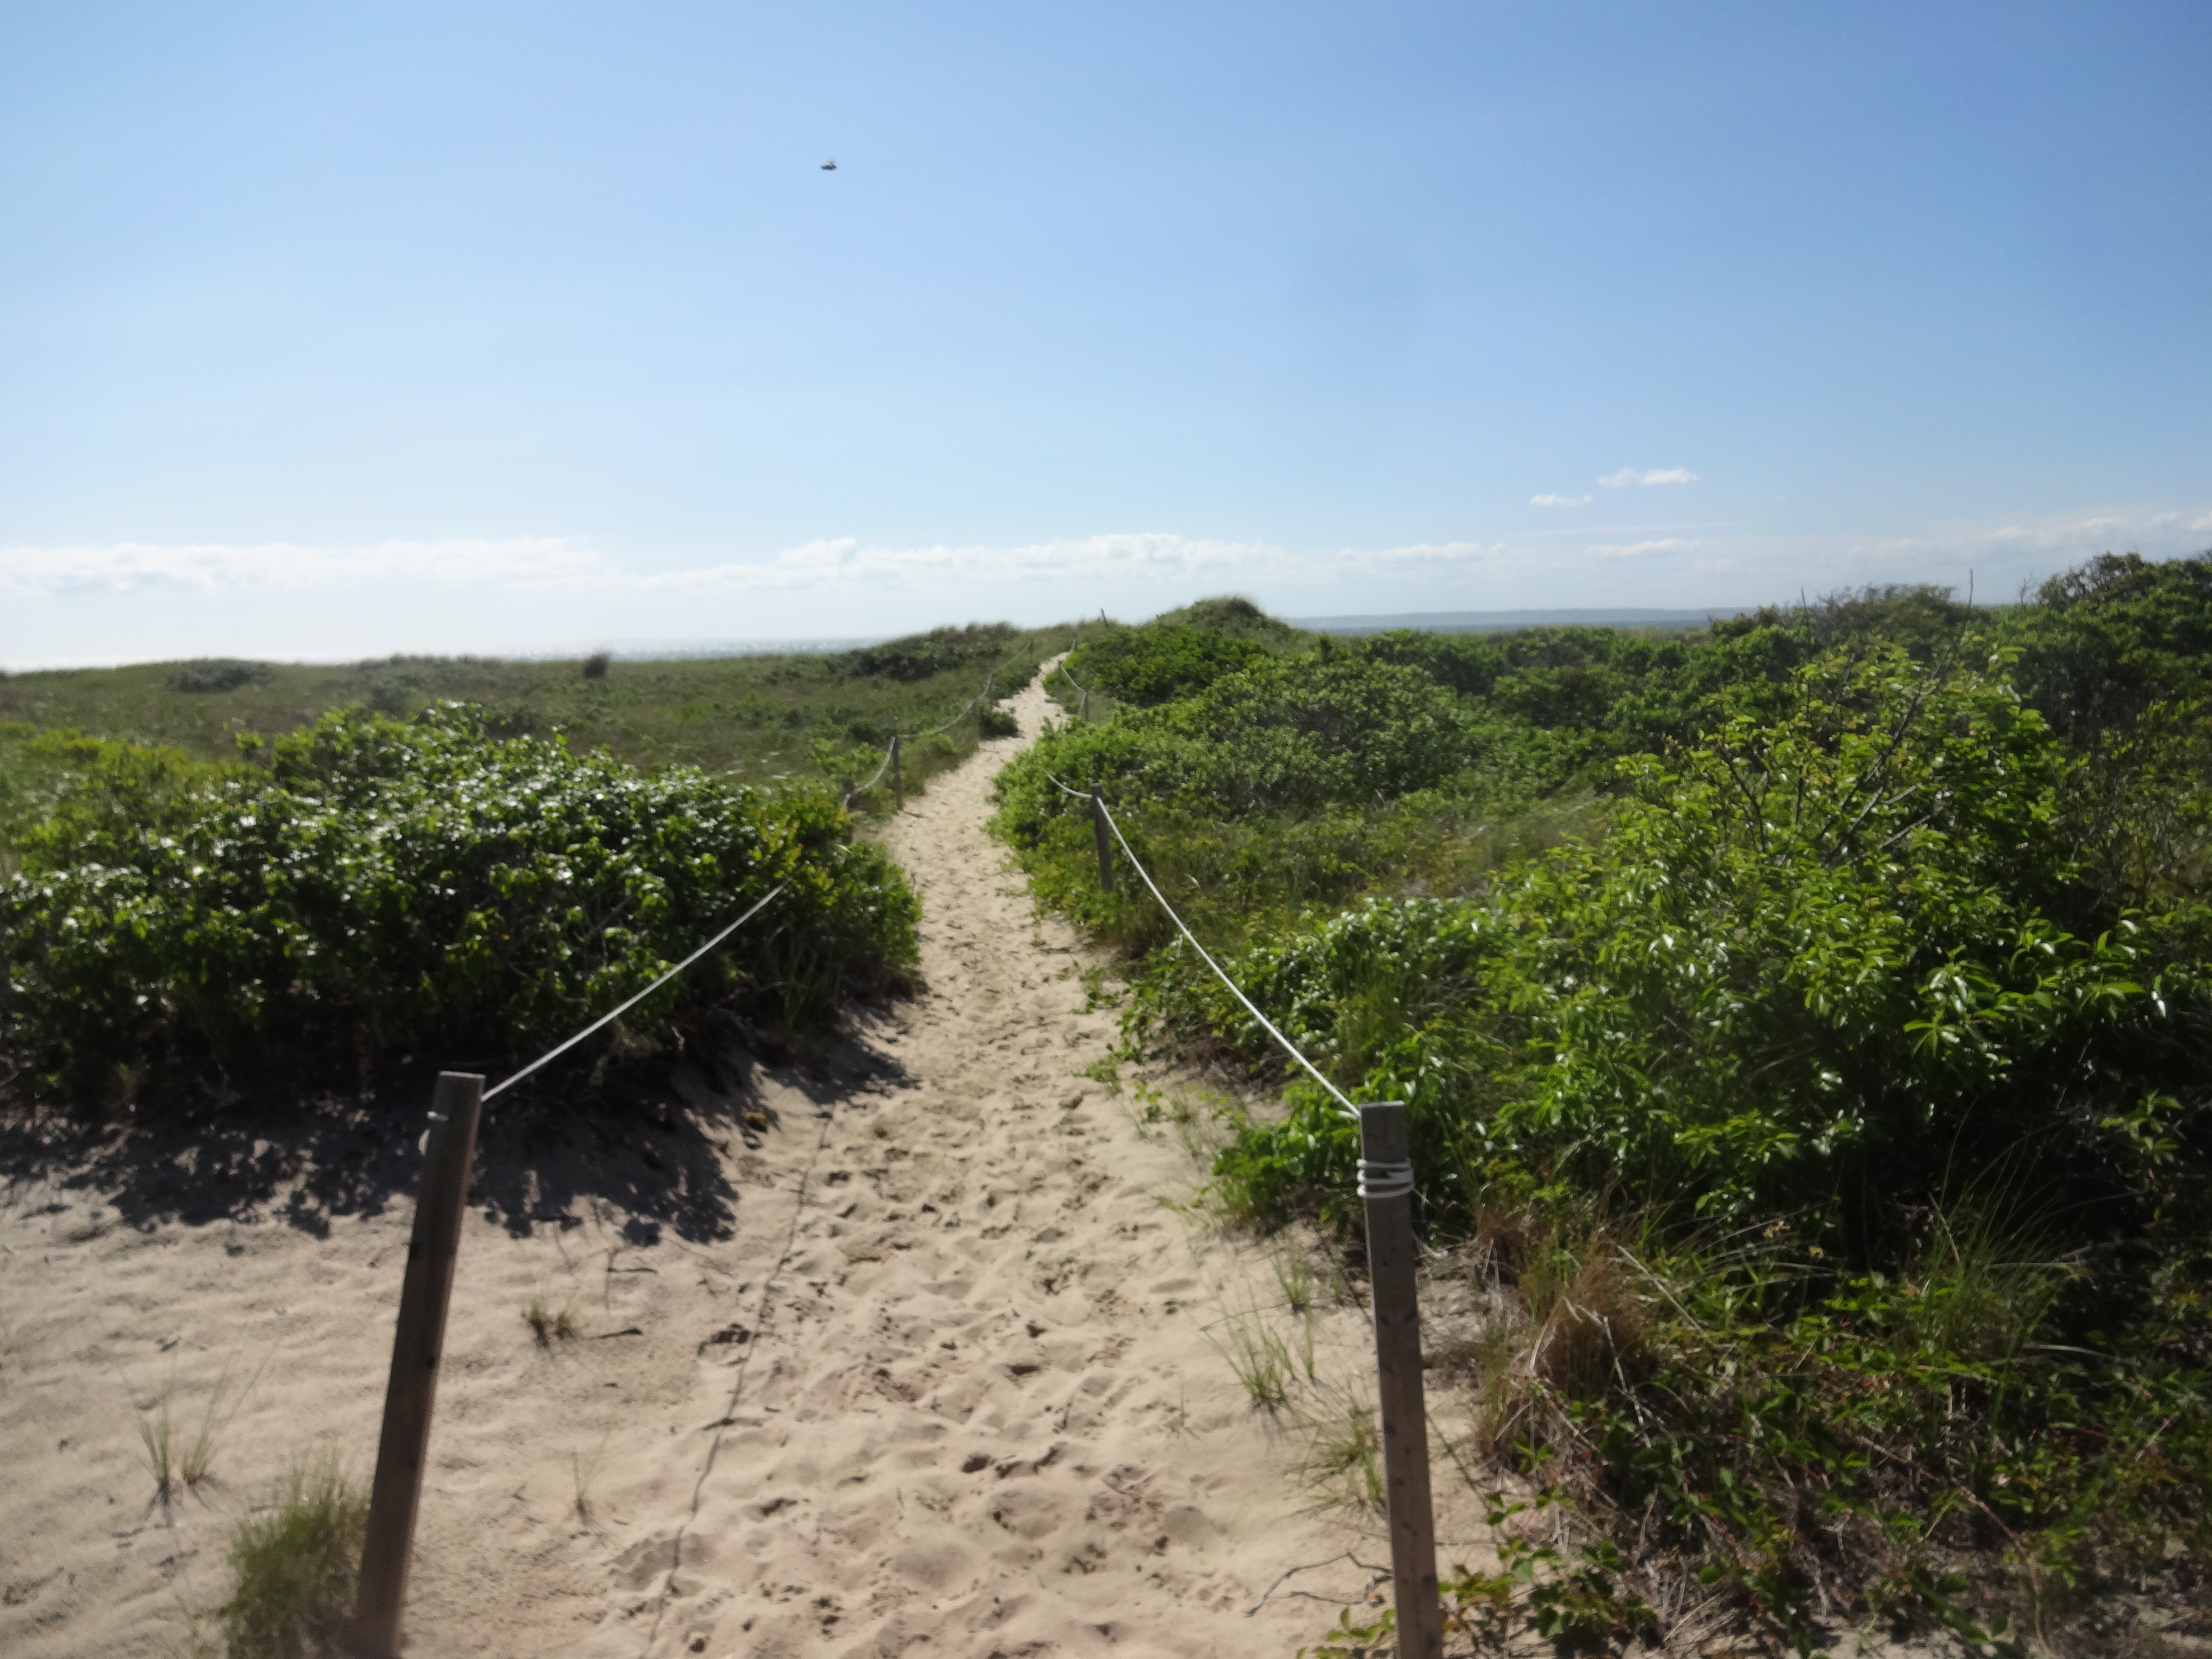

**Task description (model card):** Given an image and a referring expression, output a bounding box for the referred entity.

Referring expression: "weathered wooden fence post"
[890,733,903,801]
[353,1071,483,1657]
[1090,788,1115,894]
[1359,1101,1443,1659]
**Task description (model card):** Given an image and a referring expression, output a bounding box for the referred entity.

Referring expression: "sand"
[0,665,1486,1657]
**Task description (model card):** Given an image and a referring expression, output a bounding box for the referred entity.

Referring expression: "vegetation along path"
[0,662,1418,1657]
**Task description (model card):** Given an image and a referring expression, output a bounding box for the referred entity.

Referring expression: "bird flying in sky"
[821,159,837,170]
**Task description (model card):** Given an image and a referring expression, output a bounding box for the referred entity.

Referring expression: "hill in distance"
[1287,606,1747,635]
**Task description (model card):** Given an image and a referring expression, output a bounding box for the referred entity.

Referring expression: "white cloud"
[0,532,1515,600]
[1866,515,2137,562]
[1589,538,1699,559]
[1599,467,1699,489]
[0,537,609,596]
[2193,511,2212,533]
[1530,493,1593,507]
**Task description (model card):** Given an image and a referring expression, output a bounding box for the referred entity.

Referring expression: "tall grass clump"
[0,702,920,1111]
[223,1456,368,1659]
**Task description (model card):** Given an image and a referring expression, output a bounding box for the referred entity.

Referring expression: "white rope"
[483,882,789,1101]
[851,742,898,798]
[847,659,1023,804]
[1091,794,1359,1121]
[1357,1157,1415,1201]
[1044,772,1092,799]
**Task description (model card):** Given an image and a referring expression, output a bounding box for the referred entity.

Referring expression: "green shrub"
[1005,653,1472,822]
[991,568,2212,1648]
[1065,624,1268,708]
[2,724,235,873]
[0,703,920,1106]
[169,659,277,694]
[832,622,1020,682]
[1183,646,2210,1233]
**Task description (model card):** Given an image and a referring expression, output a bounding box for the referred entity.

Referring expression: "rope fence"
[1046,773,1358,1122]
[1052,659,1094,719]
[1042,768,1445,1647]
[356,682,1444,1652]
[839,660,1019,808]
[483,881,790,1102]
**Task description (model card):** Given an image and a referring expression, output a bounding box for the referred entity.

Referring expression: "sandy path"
[597,666,1381,1658]
[0,666,1427,1657]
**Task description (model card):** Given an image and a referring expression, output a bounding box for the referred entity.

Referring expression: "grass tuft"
[527,1291,581,1344]
[1210,1303,1296,1411]
[572,1433,609,1521]
[1292,1393,1387,1512]
[182,1352,269,1488]
[223,1454,367,1659]
[135,1380,178,1500]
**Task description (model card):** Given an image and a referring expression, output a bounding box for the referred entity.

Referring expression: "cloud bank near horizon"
[0,532,1517,600]
[4,508,2208,668]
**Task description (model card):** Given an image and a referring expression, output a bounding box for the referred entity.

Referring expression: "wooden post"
[1359,1101,1443,1659]
[1089,789,1114,894]
[890,734,903,802]
[353,1072,483,1658]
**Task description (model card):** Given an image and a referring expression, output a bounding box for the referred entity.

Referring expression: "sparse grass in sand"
[524,1290,582,1345]
[1161,1387,1191,1438]
[1076,964,1121,1015]
[1292,1391,1386,1512]
[1127,1077,1240,1171]
[572,1432,611,1521]
[134,1379,178,1499]
[183,1353,269,1487]
[131,1351,269,1498]
[1075,1051,1121,1092]
[222,1454,367,1659]
[1210,1302,1297,1411]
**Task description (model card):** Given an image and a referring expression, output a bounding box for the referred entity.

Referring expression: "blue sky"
[5,1,2209,665]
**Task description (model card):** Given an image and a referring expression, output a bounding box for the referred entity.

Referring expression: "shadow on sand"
[0,1016,909,1246]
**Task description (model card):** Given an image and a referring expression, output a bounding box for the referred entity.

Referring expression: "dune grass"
[127,1353,270,1500]
[222,1455,367,1659]
[524,1291,581,1345]
[134,1379,178,1500]
[571,1432,610,1522]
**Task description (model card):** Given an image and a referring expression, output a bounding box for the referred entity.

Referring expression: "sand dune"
[1,665,1498,1656]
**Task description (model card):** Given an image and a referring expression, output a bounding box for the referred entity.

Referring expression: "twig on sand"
[1245,1550,1391,1616]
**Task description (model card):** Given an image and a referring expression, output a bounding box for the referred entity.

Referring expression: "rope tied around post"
[1356,1157,1416,1200]
[1357,1101,1444,1658]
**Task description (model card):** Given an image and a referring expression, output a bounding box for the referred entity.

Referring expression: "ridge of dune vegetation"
[0,661,1416,1658]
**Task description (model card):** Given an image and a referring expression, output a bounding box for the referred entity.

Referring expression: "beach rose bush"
[1148,648,2212,1230]
[0,703,919,1107]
